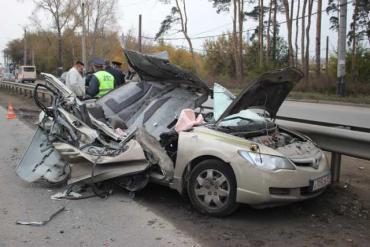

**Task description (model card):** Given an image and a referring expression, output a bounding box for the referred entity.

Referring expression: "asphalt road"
[278,101,370,128]
[0,107,199,247]
[204,98,370,128]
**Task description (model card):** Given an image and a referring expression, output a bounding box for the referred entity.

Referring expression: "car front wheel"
[187,159,238,216]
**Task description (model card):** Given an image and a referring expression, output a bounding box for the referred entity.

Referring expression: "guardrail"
[1,79,369,183]
[0,80,51,101]
[276,116,370,182]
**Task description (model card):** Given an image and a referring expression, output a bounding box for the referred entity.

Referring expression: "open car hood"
[216,67,303,123]
[124,50,210,92]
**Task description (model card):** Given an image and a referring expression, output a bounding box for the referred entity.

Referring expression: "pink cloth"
[175,109,204,132]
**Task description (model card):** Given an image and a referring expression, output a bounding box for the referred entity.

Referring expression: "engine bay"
[250,131,300,149]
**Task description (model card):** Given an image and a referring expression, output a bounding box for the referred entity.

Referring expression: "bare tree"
[258,0,264,67]
[301,0,308,75]
[282,0,294,66]
[237,0,244,78]
[156,0,198,73]
[79,0,118,59]
[295,0,300,66]
[210,0,244,82]
[266,0,273,64]
[232,0,239,80]
[289,0,294,65]
[351,0,359,82]
[272,0,278,64]
[33,0,76,68]
[315,0,322,77]
[305,0,314,82]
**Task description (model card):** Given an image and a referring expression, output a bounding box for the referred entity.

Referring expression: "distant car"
[16,66,37,83]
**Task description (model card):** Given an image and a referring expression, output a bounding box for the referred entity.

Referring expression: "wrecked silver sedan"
[17,50,331,216]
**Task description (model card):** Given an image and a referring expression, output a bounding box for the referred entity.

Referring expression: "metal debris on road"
[51,190,82,200]
[16,206,65,226]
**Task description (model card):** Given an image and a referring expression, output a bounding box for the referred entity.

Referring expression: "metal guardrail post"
[331,152,342,183]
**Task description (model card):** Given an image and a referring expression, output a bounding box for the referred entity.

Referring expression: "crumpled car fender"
[16,127,69,184]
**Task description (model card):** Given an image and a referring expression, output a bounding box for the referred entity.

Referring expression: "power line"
[144,0,353,41]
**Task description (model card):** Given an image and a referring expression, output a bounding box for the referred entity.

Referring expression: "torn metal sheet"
[67,161,149,185]
[16,207,65,226]
[51,190,82,200]
[135,127,174,181]
[16,127,69,184]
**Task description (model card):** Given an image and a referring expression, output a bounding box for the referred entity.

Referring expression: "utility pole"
[326,36,329,74]
[138,14,142,52]
[23,28,27,65]
[81,2,87,74]
[337,0,347,96]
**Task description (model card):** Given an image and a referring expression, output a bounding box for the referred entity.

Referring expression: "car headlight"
[238,150,296,171]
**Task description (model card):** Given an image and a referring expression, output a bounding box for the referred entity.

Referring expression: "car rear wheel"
[187,159,238,216]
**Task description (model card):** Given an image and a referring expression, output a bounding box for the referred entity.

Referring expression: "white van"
[16,66,37,83]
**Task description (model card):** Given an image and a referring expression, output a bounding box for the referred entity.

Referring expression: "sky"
[0,0,361,65]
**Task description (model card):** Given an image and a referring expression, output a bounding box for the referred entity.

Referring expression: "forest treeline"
[4,0,370,94]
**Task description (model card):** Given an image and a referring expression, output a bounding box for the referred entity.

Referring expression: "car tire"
[187,159,239,216]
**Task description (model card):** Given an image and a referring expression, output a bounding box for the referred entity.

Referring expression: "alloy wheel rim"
[193,169,230,210]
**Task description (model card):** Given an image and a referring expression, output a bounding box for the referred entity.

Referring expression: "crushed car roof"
[124,49,210,92]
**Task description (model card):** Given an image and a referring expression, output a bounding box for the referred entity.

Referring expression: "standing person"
[112,60,126,84]
[86,58,114,98]
[105,60,125,88]
[65,61,85,98]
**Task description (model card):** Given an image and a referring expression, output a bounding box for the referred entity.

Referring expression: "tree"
[258,0,264,66]
[326,0,340,31]
[266,0,273,63]
[33,0,76,69]
[203,33,288,82]
[301,0,308,75]
[211,0,245,82]
[348,0,370,82]
[156,0,198,73]
[4,39,24,64]
[282,0,294,66]
[271,0,278,65]
[295,0,300,66]
[315,0,322,77]
[203,34,235,78]
[305,0,314,82]
[82,0,118,59]
[237,0,245,77]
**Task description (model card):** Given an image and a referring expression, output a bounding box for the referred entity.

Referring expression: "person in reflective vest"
[86,58,114,98]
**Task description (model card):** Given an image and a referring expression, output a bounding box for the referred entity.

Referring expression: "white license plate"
[310,173,331,192]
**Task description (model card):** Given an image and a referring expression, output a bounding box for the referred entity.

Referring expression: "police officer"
[86,58,114,98]
[105,60,125,88]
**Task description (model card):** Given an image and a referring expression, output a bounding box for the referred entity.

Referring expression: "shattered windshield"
[213,83,268,127]
[213,83,235,121]
[219,109,268,127]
